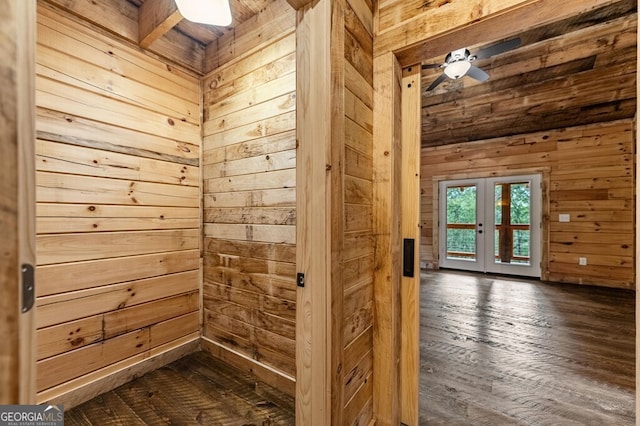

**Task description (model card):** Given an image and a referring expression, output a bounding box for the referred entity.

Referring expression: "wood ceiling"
[41,0,636,141]
[41,0,289,74]
[127,0,269,45]
[420,0,637,148]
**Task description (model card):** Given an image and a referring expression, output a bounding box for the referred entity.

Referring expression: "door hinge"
[21,263,35,313]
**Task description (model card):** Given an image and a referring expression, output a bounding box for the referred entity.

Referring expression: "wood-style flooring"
[65,351,294,425]
[63,270,635,425]
[420,270,635,425]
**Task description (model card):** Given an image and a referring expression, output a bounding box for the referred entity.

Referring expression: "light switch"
[579,257,587,266]
[559,214,570,222]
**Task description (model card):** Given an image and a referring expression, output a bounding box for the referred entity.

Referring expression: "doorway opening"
[405,2,637,423]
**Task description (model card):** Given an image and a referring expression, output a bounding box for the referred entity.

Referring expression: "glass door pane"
[439,179,485,272]
[445,184,477,261]
[485,174,541,277]
[493,181,531,266]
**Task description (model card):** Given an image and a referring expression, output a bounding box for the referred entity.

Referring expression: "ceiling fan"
[422,37,521,91]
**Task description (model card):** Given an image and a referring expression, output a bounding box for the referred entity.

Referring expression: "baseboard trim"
[200,337,296,397]
[38,336,296,409]
[38,335,200,409]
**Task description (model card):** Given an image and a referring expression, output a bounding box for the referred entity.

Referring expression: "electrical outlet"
[579,257,587,266]
[559,214,570,222]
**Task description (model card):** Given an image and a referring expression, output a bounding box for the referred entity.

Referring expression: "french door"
[438,174,541,277]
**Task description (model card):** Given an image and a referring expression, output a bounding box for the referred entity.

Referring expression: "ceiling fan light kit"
[444,60,472,79]
[423,37,521,91]
[175,0,233,26]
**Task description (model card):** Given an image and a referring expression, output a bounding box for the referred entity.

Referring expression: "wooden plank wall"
[201,0,298,393]
[421,119,635,289]
[35,3,201,403]
[341,0,376,423]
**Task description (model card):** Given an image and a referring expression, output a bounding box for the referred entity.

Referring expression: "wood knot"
[69,337,85,346]
[167,118,175,126]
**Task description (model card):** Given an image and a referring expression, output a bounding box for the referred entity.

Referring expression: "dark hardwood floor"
[420,270,635,425]
[65,351,295,425]
[62,270,635,425]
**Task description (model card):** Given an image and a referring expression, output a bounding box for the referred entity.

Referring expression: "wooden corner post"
[372,51,403,425]
[295,0,345,424]
[0,0,36,405]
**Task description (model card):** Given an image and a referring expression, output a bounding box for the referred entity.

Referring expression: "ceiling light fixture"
[443,61,471,80]
[175,0,232,26]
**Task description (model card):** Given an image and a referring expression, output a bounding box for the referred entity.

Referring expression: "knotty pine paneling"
[342,0,375,423]
[35,4,201,402]
[202,0,297,387]
[421,119,634,289]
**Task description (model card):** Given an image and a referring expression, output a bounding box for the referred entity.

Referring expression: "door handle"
[403,238,415,277]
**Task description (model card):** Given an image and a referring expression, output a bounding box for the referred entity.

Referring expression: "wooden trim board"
[18,0,37,404]
[400,64,421,426]
[201,338,295,397]
[0,0,37,405]
[38,337,200,409]
[372,51,403,426]
[635,10,639,424]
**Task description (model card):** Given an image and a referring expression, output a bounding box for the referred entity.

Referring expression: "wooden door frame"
[399,65,422,425]
[0,0,37,405]
[635,6,639,423]
[372,0,632,424]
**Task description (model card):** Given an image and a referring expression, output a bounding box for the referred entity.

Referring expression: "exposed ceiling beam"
[139,0,184,48]
[286,0,314,10]
[375,0,621,63]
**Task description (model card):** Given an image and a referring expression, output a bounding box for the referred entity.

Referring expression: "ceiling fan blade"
[466,66,490,82]
[427,73,448,91]
[474,37,521,60]
[422,63,442,69]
